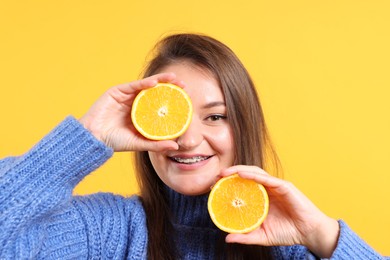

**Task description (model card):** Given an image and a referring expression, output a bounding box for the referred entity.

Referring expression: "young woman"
[0,33,386,259]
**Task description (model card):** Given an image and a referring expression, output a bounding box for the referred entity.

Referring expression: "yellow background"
[1,0,389,255]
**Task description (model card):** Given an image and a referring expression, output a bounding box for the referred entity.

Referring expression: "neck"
[164,186,216,229]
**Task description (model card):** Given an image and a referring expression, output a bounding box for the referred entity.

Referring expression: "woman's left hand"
[220,165,340,258]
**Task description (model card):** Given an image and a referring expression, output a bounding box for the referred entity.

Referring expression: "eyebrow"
[202,101,226,109]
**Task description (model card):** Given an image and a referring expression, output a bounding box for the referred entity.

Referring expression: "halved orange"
[131,83,193,140]
[208,174,269,234]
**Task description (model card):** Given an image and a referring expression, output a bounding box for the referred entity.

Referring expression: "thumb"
[142,140,179,152]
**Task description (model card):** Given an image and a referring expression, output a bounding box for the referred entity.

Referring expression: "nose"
[176,116,203,150]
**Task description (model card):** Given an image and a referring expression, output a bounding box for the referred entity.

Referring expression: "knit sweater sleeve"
[272,220,387,260]
[328,220,387,259]
[0,116,114,258]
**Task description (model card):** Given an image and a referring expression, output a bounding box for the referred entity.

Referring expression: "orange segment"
[208,174,269,234]
[131,83,193,140]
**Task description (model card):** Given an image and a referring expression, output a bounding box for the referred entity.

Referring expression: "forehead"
[159,62,225,104]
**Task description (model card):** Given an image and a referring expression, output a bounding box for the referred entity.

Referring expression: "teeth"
[172,156,209,164]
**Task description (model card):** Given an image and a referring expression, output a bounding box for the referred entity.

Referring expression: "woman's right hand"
[79,73,180,152]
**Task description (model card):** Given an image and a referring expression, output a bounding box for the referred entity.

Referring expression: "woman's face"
[148,62,235,195]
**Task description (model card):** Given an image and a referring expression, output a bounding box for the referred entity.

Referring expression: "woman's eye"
[207,114,227,121]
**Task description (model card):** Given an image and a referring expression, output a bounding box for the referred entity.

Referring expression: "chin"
[171,182,211,196]
[162,173,216,196]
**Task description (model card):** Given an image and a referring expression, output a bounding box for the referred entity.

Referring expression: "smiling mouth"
[169,155,213,164]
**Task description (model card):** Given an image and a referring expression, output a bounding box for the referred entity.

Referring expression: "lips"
[169,155,213,164]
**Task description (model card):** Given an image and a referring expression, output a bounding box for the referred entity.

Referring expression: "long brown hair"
[135,33,280,259]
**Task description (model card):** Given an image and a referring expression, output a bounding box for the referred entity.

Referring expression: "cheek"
[148,152,165,175]
[208,127,235,159]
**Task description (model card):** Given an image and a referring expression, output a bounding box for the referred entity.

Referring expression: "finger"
[221,166,284,189]
[220,165,269,177]
[225,232,263,245]
[117,73,177,94]
[170,79,187,88]
[147,72,177,85]
[237,171,284,189]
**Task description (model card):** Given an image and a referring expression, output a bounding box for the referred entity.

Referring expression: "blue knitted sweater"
[0,117,385,259]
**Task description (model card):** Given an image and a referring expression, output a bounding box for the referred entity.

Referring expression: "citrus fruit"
[131,83,193,140]
[208,174,269,234]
